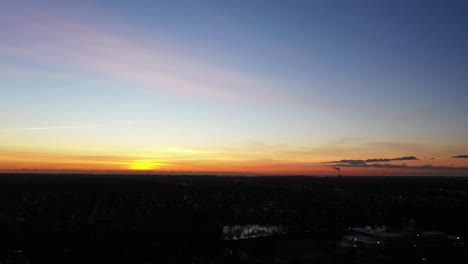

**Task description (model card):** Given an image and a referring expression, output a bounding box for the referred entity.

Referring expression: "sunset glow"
[1,0,467,176]
[128,160,166,171]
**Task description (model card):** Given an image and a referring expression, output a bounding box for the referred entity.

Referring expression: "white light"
[377,241,380,244]
[457,237,460,240]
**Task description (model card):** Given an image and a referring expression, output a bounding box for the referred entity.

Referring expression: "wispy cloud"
[323,156,418,165]
[0,5,334,108]
[330,163,468,171]
[453,155,468,158]
[323,159,367,165]
[0,125,100,132]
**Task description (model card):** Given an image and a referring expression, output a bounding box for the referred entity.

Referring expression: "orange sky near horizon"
[1,145,468,176]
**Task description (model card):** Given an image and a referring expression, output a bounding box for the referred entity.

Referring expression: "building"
[337,223,464,259]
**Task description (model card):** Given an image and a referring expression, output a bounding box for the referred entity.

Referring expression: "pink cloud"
[0,4,333,107]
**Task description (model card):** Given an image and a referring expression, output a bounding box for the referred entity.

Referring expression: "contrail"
[0,125,100,131]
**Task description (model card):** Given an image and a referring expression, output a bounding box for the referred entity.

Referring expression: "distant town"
[1,174,467,263]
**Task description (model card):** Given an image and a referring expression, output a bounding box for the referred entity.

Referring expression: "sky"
[1,0,468,176]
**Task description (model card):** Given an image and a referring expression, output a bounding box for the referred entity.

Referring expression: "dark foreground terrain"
[1,174,467,263]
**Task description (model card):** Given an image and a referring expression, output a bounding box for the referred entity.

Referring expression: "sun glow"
[129,160,165,170]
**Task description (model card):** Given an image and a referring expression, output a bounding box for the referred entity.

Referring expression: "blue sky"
[1,0,467,175]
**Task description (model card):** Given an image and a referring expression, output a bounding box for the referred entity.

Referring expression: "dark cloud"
[331,163,468,171]
[323,160,366,165]
[453,155,468,158]
[365,158,390,162]
[324,156,418,165]
[390,156,418,161]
